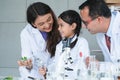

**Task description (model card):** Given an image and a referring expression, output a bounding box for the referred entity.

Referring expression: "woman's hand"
[17,59,33,70]
[39,67,47,79]
[39,67,47,75]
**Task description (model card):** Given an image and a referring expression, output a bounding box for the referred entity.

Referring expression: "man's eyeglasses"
[82,16,99,26]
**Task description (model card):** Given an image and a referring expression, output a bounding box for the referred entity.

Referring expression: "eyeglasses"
[82,16,99,26]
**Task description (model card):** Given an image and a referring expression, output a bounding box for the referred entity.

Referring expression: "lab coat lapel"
[31,28,49,65]
[31,28,46,51]
[96,33,111,61]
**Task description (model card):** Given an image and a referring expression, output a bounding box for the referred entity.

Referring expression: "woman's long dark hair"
[27,2,61,57]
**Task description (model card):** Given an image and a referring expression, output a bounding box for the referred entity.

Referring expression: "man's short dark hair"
[79,0,111,19]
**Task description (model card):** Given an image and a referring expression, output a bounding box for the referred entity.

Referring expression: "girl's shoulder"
[77,36,88,43]
[76,36,89,47]
[56,40,62,47]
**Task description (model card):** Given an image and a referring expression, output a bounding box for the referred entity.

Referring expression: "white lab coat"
[19,24,52,79]
[54,35,90,79]
[96,11,120,62]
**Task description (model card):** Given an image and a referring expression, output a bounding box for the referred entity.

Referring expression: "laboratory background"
[0,0,107,77]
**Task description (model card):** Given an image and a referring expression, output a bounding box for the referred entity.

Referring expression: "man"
[79,0,120,62]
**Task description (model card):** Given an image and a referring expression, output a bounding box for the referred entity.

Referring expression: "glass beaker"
[87,55,98,80]
[98,62,114,80]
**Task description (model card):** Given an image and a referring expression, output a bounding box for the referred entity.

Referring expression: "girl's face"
[58,18,76,38]
[33,13,53,32]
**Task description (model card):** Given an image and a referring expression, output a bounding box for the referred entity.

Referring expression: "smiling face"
[58,18,76,38]
[32,13,53,32]
[80,7,102,34]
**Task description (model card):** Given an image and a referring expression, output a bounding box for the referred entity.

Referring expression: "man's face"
[80,7,100,34]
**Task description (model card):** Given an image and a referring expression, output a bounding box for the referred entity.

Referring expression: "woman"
[17,2,61,80]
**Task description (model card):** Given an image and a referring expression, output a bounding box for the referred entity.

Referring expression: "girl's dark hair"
[27,2,61,57]
[58,10,82,48]
[79,0,111,19]
[58,10,82,37]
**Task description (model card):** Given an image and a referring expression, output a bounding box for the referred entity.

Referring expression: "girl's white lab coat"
[96,11,120,62]
[19,24,52,79]
[54,35,90,79]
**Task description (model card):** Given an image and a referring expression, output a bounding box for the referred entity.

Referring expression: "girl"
[54,10,90,79]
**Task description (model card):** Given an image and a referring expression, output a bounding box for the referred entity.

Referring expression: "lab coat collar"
[71,34,77,43]
[112,11,120,34]
[62,34,77,48]
[26,23,39,34]
[106,11,116,37]
[31,25,40,34]
[62,34,77,43]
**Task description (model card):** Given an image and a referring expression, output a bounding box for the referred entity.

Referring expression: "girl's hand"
[85,56,89,67]
[85,56,99,68]
[39,67,47,79]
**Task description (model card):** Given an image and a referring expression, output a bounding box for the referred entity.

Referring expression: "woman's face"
[33,13,53,32]
[58,18,75,38]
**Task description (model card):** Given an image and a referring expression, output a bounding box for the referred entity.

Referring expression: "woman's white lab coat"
[54,35,90,79]
[96,11,120,62]
[19,24,52,79]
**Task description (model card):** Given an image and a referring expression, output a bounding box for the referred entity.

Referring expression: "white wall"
[0,0,102,77]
